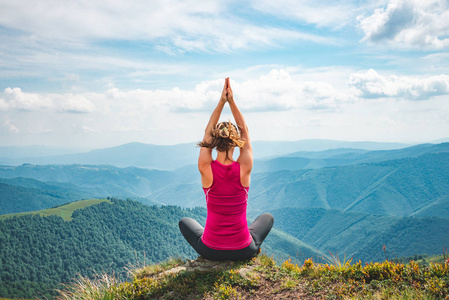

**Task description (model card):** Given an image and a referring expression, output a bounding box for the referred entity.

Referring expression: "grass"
[56,254,449,299]
[420,254,449,265]
[0,199,112,221]
[56,271,124,300]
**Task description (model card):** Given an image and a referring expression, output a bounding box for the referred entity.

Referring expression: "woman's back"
[201,160,252,250]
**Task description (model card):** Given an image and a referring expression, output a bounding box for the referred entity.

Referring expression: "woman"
[179,78,274,261]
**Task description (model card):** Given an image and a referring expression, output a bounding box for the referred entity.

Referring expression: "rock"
[160,257,242,277]
[184,257,234,272]
[162,266,187,276]
[238,267,254,279]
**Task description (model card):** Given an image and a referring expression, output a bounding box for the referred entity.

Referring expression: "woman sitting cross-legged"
[179,77,274,261]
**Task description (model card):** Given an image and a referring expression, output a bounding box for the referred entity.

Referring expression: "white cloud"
[1,88,95,113]
[0,0,329,54]
[54,94,96,113]
[3,68,447,120]
[3,119,19,133]
[349,69,449,99]
[3,88,53,111]
[2,68,449,147]
[358,0,449,49]
[249,0,362,28]
[0,69,353,145]
[235,69,352,111]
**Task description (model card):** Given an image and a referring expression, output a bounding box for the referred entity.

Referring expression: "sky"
[1,0,449,149]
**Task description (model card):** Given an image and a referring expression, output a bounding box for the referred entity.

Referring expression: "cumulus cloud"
[235,69,351,111]
[0,69,352,117]
[349,69,449,99]
[4,68,447,121]
[78,70,351,114]
[1,88,95,113]
[3,88,53,111]
[2,69,449,147]
[358,0,449,49]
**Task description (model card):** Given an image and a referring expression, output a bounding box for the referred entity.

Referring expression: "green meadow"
[0,198,111,221]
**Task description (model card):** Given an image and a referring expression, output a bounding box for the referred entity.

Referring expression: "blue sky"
[1,0,449,148]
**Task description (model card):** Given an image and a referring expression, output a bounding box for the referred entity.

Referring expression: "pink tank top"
[201,160,252,250]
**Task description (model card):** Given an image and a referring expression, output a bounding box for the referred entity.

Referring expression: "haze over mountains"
[0,139,410,169]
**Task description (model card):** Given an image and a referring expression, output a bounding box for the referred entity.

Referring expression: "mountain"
[0,139,410,169]
[0,145,88,158]
[251,139,410,158]
[250,152,449,217]
[150,151,449,218]
[0,198,323,299]
[0,142,199,170]
[270,207,449,263]
[410,194,449,218]
[0,198,112,221]
[0,199,204,299]
[0,164,176,206]
[4,146,447,218]
[253,142,449,173]
[0,177,100,215]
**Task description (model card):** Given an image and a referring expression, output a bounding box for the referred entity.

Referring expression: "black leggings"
[179,213,274,261]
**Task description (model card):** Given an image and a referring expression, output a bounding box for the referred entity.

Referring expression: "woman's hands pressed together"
[220,78,229,104]
[221,77,234,104]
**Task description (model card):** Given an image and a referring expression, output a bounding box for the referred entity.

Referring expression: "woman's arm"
[201,79,227,145]
[198,79,228,187]
[227,81,253,186]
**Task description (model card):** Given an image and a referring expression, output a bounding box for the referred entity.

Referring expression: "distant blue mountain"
[253,142,449,172]
[251,139,410,159]
[0,139,410,169]
[0,142,198,170]
[0,145,88,158]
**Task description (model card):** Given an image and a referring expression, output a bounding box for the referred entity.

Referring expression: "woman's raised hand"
[220,78,229,103]
[220,77,234,103]
[226,78,234,103]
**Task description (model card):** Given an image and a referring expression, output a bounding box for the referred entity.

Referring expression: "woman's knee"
[256,213,274,229]
[178,217,197,236]
[178,217,190,231]
[179,217,204,240]
[261,213,274,225]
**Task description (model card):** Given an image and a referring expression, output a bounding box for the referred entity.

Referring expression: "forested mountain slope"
[0,198,322,299]
[0,199,201,298]
[0,177,99,214]
[149,152,449,218]
[0,164,175,207]
[248,152,449,217]
[270,207,449,262]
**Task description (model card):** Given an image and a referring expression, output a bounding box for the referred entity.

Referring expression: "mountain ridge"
[0,139,411,169]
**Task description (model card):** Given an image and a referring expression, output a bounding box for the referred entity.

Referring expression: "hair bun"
[219,127,230,138]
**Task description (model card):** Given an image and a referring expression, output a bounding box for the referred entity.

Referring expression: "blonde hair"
[198,121,246,160]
